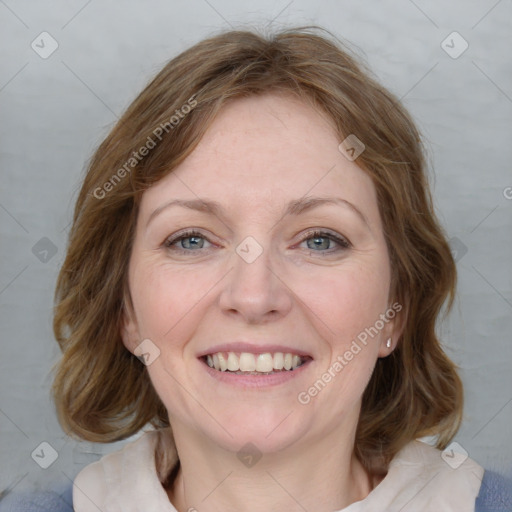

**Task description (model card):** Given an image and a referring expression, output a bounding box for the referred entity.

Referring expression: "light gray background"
[1,0,511,499]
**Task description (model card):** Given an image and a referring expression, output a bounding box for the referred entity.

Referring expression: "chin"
[171,403,311,455]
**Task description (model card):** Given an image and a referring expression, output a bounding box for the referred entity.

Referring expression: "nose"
[218,241,293,325]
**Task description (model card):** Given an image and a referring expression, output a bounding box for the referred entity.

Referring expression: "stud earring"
[386,338,392,348]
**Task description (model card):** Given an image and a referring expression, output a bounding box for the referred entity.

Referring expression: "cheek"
[129,259,218,342]
[293,262,388,411]
[291,260,389,346]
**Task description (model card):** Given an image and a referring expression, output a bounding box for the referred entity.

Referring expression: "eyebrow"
[146,196,371,231]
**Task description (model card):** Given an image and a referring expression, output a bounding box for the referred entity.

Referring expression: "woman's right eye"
[164,230,213,252]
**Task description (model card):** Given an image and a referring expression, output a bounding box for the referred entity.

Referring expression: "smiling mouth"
[201,351,312,375]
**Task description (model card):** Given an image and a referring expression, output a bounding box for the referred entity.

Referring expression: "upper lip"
[197,342,313,359]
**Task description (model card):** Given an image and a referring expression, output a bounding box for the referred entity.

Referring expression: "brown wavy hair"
[52,25,462,474]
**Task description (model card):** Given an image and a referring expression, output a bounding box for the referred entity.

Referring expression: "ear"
[378,300,408,358]
[120,295,140,354]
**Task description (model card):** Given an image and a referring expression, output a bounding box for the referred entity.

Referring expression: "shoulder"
[376,440,485,511]
[394,439,484,477]
[73,429,174,512]
[393,438,484,477]
[73,456,109,512]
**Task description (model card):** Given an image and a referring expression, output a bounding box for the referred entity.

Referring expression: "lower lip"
[200,359,313,388]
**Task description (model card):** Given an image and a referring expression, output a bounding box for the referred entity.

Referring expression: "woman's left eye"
[298,230,351,252]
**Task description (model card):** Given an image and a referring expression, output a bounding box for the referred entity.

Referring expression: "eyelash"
[301,229,351,252]
[163,229,351,255]
[163,230,210,253]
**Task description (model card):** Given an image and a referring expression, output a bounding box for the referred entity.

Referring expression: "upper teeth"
[205,352,304,372]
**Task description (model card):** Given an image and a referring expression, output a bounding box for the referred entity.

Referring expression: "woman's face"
[122,93,400,454]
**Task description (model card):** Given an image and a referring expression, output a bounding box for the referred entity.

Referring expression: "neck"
[164,424,381,512]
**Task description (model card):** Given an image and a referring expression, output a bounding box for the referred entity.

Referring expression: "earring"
[386,338,392,348]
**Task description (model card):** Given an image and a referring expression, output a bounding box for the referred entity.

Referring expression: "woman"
[52,26,489,511]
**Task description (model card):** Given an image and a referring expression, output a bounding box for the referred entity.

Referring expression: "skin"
[122,93,403,512]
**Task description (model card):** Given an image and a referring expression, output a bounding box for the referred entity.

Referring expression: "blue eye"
[180,235,206,250]
[164,230,212,252]
[301,231,350,252]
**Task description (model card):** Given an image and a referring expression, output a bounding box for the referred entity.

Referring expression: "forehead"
[139,93,381,230]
